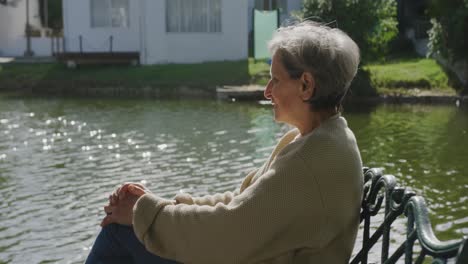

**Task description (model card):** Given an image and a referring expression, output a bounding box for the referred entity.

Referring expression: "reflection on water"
[0,97,466,263]
[348,104,468,240]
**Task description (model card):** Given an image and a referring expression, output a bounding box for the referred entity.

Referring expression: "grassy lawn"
[365,57,456,96]
[248,59,270,85]
[0,56,456,97]
[0,59,271,89]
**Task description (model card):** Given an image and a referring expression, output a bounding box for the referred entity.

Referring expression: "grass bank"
[0,56,456,97]
[365,57,456,96]
[0,59,265,88]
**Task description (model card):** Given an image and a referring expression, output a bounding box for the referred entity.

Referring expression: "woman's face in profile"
[264,52,305,126]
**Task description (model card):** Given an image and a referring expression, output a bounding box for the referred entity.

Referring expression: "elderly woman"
[86,21,363,264]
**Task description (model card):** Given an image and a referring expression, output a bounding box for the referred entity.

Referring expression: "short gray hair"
[268,21,360,111]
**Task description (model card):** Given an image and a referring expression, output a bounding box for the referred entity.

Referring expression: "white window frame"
[166,0,222,33]
[90,0,130,28]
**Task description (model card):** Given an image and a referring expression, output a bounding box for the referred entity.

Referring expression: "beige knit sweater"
[133,114,363,264]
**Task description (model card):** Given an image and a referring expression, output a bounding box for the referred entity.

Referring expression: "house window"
[91,0,129,28]
[254,0,287,12]
[166,0,222,33]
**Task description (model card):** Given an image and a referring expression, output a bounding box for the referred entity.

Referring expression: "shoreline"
[1,82,466,105]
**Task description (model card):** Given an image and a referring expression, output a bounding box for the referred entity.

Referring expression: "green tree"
[299,0,398,62]
[39,0,63,30]
[296,0,398,96]
[427,0,468,93]
[428,0,468,61]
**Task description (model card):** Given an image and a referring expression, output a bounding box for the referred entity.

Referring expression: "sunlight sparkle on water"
[0,98,466,264]
[82,146,91,151]
[35,131,46,136]
[214,130,227,135]
[157,144,167,150]
[445,170,457,176]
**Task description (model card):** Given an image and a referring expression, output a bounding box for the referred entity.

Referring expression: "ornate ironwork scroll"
[350,168,467,264]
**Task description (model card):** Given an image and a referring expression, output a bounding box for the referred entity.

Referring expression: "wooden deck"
[216,85,265,101]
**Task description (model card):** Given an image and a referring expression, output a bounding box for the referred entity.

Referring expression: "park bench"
[56,52,140,68]
[350,167,467,263]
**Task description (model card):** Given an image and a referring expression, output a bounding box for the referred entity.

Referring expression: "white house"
[1,0,303,62]
[0,0,51,56]
[62,0,249,65]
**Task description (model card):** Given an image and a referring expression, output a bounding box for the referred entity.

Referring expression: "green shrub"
[349,68,377,97]
[39,0,63,29]
[427,0,468,62]
[427,0,468,94]
[299,0,398,62]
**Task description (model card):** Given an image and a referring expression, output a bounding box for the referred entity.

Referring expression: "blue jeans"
[85,224,178,264]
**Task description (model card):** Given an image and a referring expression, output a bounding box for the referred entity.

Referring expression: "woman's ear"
[300,72,315,101]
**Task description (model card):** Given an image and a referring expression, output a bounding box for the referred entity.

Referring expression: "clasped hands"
[101,183,149,227]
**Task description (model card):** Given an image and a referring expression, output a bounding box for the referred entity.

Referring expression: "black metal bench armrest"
[350,167,467,264]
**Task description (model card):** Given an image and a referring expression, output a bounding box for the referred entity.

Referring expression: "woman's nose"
[264,81,272,99]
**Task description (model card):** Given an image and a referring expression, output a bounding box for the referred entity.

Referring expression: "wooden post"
[24,0,34,57]
[57,37,61,55]
[110,35,113,53]
[44,0,49,28]
[51,36,54,56]
[79,35,83,53]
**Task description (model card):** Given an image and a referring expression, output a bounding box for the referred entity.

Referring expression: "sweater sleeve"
[132,157,324,264]
[172,169,258,206]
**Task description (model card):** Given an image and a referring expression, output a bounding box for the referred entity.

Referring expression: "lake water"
[0,96,467,263]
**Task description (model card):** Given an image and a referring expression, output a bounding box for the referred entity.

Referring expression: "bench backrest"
[350,168,467,264]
